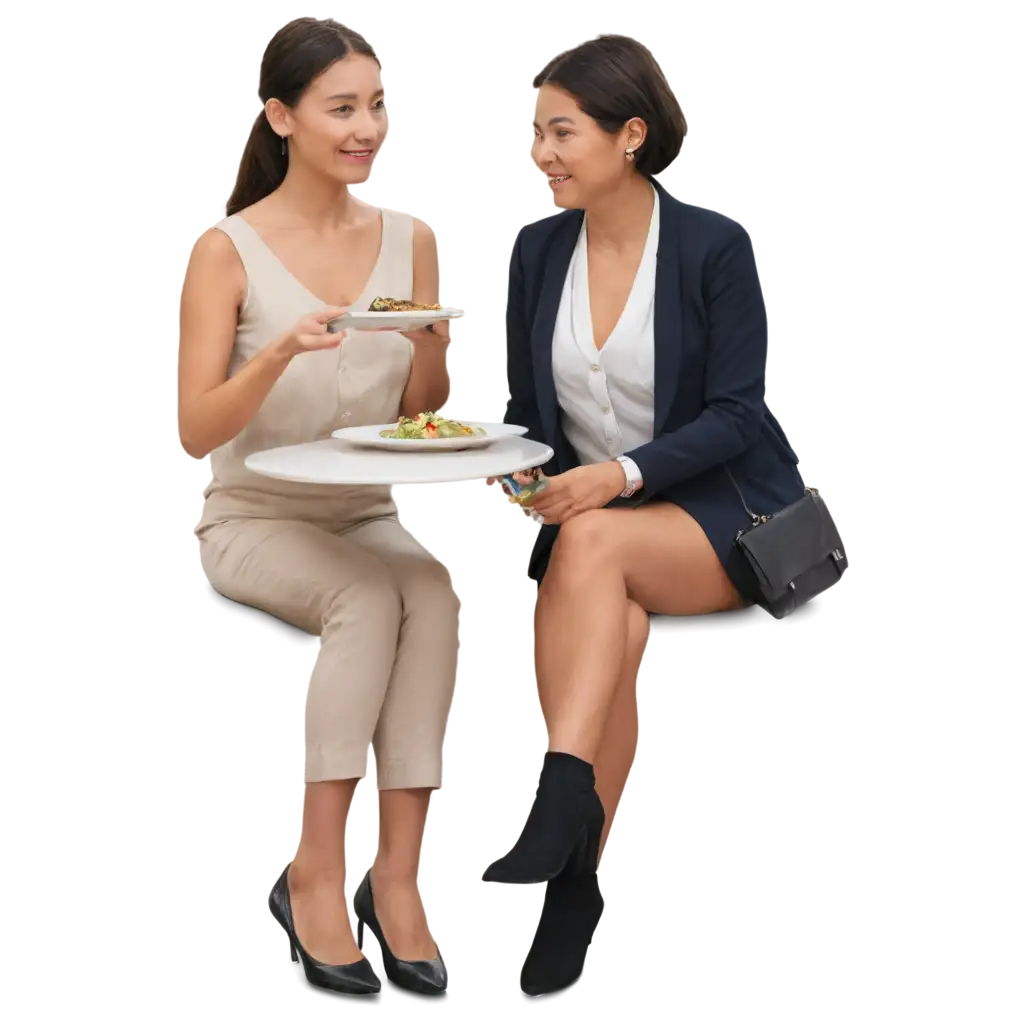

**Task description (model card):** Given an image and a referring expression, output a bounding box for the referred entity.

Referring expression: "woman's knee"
[322,559,403,633]
[550,510,619,571]
[395,555,460,623]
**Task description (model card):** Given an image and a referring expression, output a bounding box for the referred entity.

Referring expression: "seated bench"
[651,573,1024,634]
[203,552,1024,647]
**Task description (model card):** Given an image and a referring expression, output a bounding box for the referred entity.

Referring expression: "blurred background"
[2,2,1024,1015]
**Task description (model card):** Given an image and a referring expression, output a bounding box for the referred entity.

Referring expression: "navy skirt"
[529,459,806,606]
[520,505,761,602]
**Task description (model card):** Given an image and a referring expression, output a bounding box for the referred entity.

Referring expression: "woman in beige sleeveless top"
[177,19,455,997]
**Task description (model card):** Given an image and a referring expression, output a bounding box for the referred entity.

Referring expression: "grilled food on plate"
[368,296,443,312]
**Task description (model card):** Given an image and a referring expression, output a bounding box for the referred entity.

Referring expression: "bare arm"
[399,218,451,417]
[177,229,343,459]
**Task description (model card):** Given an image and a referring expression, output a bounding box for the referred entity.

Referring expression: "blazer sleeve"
[503,229,545,444]
[624,224,767,496]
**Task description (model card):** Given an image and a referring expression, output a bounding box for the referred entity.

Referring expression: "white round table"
[244,435,553,485]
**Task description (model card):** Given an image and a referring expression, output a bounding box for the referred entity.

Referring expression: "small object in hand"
[500,468,548,505]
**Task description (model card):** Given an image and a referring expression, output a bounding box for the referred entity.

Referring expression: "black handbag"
[725,468,848,619]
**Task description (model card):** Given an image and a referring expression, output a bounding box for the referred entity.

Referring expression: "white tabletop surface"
[244,435,554,485]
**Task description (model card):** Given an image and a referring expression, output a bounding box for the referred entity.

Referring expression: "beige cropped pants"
[199,515,460,788]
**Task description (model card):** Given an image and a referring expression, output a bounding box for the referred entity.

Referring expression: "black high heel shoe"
[353,870,447,995]
[268,865,381,996]
[483,751,604,884]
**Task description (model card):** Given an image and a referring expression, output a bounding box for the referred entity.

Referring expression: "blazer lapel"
[651,178,682,436]
[530,212,582,450]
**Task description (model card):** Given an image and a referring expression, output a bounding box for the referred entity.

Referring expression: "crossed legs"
[534,500,746,857]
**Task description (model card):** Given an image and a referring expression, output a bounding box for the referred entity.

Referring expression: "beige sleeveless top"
[194,207,414,536]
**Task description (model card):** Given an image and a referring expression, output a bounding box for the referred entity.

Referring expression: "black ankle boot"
[483,752,604,884]
[516,794,602,995]
[520,870,604,996]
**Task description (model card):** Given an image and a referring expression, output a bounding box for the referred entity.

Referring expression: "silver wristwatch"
[614,455,643,498]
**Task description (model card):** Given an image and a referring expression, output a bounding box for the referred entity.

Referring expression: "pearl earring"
[626,148,636,160]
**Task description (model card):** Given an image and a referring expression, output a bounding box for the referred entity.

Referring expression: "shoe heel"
[569,802,598,876]
[289,938,298,963]
[352,872,368,950]
[587,828,602,872]
[563,822,593,877]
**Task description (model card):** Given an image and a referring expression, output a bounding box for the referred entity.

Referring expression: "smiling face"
[267,52,387,184]
[531,83,644,209]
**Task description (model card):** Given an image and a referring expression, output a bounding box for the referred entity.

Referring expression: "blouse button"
[590,364,601,373]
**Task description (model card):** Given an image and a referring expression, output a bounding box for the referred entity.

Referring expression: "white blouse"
[552,185,659,470]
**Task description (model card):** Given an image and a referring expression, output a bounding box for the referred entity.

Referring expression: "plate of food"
[333,413,528,451]
[326,296,465,333]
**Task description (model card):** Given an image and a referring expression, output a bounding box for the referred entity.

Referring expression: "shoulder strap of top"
[378,207,411,246]
[212,215,291,283]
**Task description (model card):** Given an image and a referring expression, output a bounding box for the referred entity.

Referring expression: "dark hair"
[533,35,687,177]
[226,18,379,216]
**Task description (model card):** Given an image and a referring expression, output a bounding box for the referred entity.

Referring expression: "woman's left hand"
[400,318,451,348]
[527,461,625,525]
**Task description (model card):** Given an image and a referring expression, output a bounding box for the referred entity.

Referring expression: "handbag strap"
[724,465,763,526]
[725,463,817,527]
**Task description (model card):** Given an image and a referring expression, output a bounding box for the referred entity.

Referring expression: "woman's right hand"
[274,309,350,359]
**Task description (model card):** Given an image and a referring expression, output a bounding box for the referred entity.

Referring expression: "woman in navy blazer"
[483,35,807,995]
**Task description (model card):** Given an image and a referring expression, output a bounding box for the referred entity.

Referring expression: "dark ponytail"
[227,113,288,217]
[226,17,380,216]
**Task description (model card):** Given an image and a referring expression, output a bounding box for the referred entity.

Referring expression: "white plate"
[326,308,464,333]
[244,435,552,485]
[332,421,526,452]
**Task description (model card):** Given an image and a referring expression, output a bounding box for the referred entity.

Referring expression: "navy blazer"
[503,176,806,589]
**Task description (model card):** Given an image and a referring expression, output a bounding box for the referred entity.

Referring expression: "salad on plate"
[379,412,485,440]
